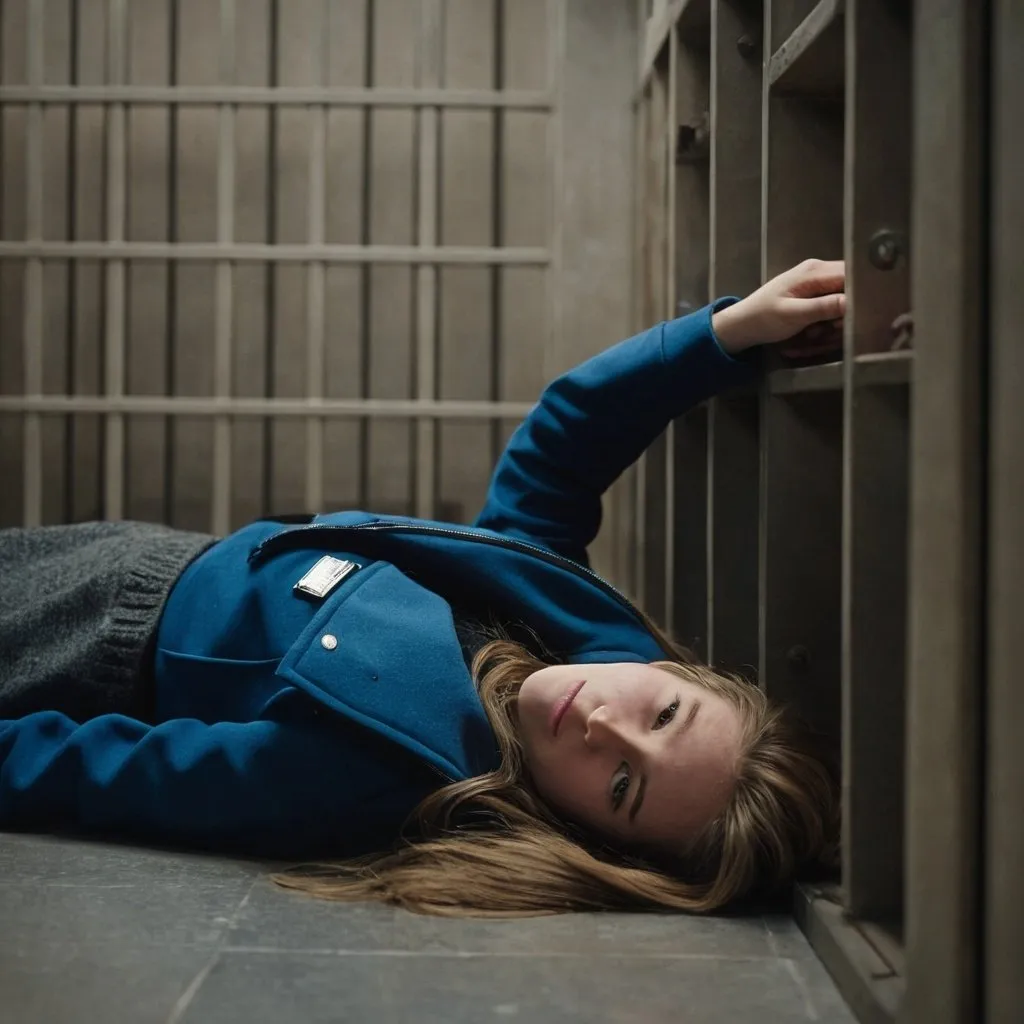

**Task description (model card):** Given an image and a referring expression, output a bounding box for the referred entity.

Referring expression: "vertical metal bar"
[634,453,647,604]
[640,62,668,622]
[986,7,1024,1019]
[618,15,646,593]
[304,0,328,514]
[841,0,912,923]
[22,0,44,526]
[545,0,565,382]
[358,2,375,508]
[413,0,441,519]
[707,0,762,674]
[757,0,772,685]
[633,84,650,602]
[212,0,236,535]
[664,27,678,631]
[104,0,127,520]
[904,0,987,1018]
[63,0,81,524]
[163,0,180,524]
[665,31,677,315]
[707,1,719,663]
[489,0,504,469]
[759,0,771,291]
[262,0,279,514]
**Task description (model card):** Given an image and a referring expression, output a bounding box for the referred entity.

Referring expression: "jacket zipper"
[247,520,647,627]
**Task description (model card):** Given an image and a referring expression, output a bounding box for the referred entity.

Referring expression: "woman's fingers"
[787,290,846,324]
[779,318,843,358]
[711,259,845,354]
[788,258,845,297]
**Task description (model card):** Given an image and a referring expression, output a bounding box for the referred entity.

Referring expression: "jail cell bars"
[632,2,1024,1024]
[630,1,918,1023]
[0,0,559,536]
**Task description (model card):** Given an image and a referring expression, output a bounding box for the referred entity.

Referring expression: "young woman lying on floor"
[0,258,845,917]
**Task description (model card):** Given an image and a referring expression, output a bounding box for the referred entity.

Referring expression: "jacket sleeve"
[473,300,756,565]
[0,709,423,858]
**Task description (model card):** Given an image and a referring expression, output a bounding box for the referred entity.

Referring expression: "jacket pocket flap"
[276,562,498,782]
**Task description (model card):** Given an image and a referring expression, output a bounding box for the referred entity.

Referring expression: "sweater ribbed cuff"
[94,529,218,694]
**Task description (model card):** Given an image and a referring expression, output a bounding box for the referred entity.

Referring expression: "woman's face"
[516,662,744,854]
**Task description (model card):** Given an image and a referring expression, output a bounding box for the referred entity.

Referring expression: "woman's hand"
[711,259,846,355]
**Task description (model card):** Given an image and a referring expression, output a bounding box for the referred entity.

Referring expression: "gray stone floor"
[0,832,855,1023]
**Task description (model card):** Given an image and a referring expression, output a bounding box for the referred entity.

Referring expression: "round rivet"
[321,634,338,651]
[736,33,758,60]
[787,645,811,673]
[868,228,905,271]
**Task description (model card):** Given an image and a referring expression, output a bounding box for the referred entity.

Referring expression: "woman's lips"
[551,680,586,736]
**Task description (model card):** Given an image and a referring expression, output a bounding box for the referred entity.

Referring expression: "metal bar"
[0,241,550,264]
[22,0,44,527]
[707,0,720,662]
[413,0,442,520]
[643,63,671,624]
[488,0,505,471]
[634,453,648,605]
[986,5,1024,1021]
[759,0,770,288]
[0,84,554,109]
[639,0,707,92]
[757,0,771,685]
[545,0,566,389]
[262,0,279,525]
[0,395,536,418]
[621,22,647,591]
[904,0,987,1018]
[357,2,375,513]
[664,26,678,631]
[794,884,904,1024]
[841,0,912,925]
[767,0,844,89]
[164,0,181,527]
[304,0,329,515]
[212,0,236,536]
[62,0,81,524]
[632,85,651,602]
[104,0,127,520]
[768,360,844,393]
[707,0,764,669]
[638,68,666,620]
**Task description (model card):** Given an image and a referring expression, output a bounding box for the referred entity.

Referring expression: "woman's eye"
[611,763,630,810]
[653,698,680,730]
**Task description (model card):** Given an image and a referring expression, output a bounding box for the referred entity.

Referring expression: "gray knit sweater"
[0,521,216,722]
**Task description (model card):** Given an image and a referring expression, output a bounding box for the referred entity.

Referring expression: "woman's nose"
[584,704,627,750]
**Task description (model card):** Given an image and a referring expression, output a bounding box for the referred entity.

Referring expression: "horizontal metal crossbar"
[0,396,536,419]
[0,242,549,266]
[0,85,554,111]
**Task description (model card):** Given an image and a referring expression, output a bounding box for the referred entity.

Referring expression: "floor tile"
[0,831,272,886]
[181,949,857,1024]
[0,942,214,1024]
[0,876,254,950]
[0,832,857,1024]
[226,878,777,958]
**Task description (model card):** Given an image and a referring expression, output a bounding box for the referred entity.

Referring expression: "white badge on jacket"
[293,555,361,599]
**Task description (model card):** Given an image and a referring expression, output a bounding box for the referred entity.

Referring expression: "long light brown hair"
[273,617,840,917]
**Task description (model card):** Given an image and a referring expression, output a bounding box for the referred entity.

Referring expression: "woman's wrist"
[710,301,757,355]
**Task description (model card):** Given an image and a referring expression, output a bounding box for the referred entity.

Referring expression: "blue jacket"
[0,301,751,857]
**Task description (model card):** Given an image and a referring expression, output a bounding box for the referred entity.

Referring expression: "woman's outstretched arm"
[0,709,424,857]
[474,259,846,565]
